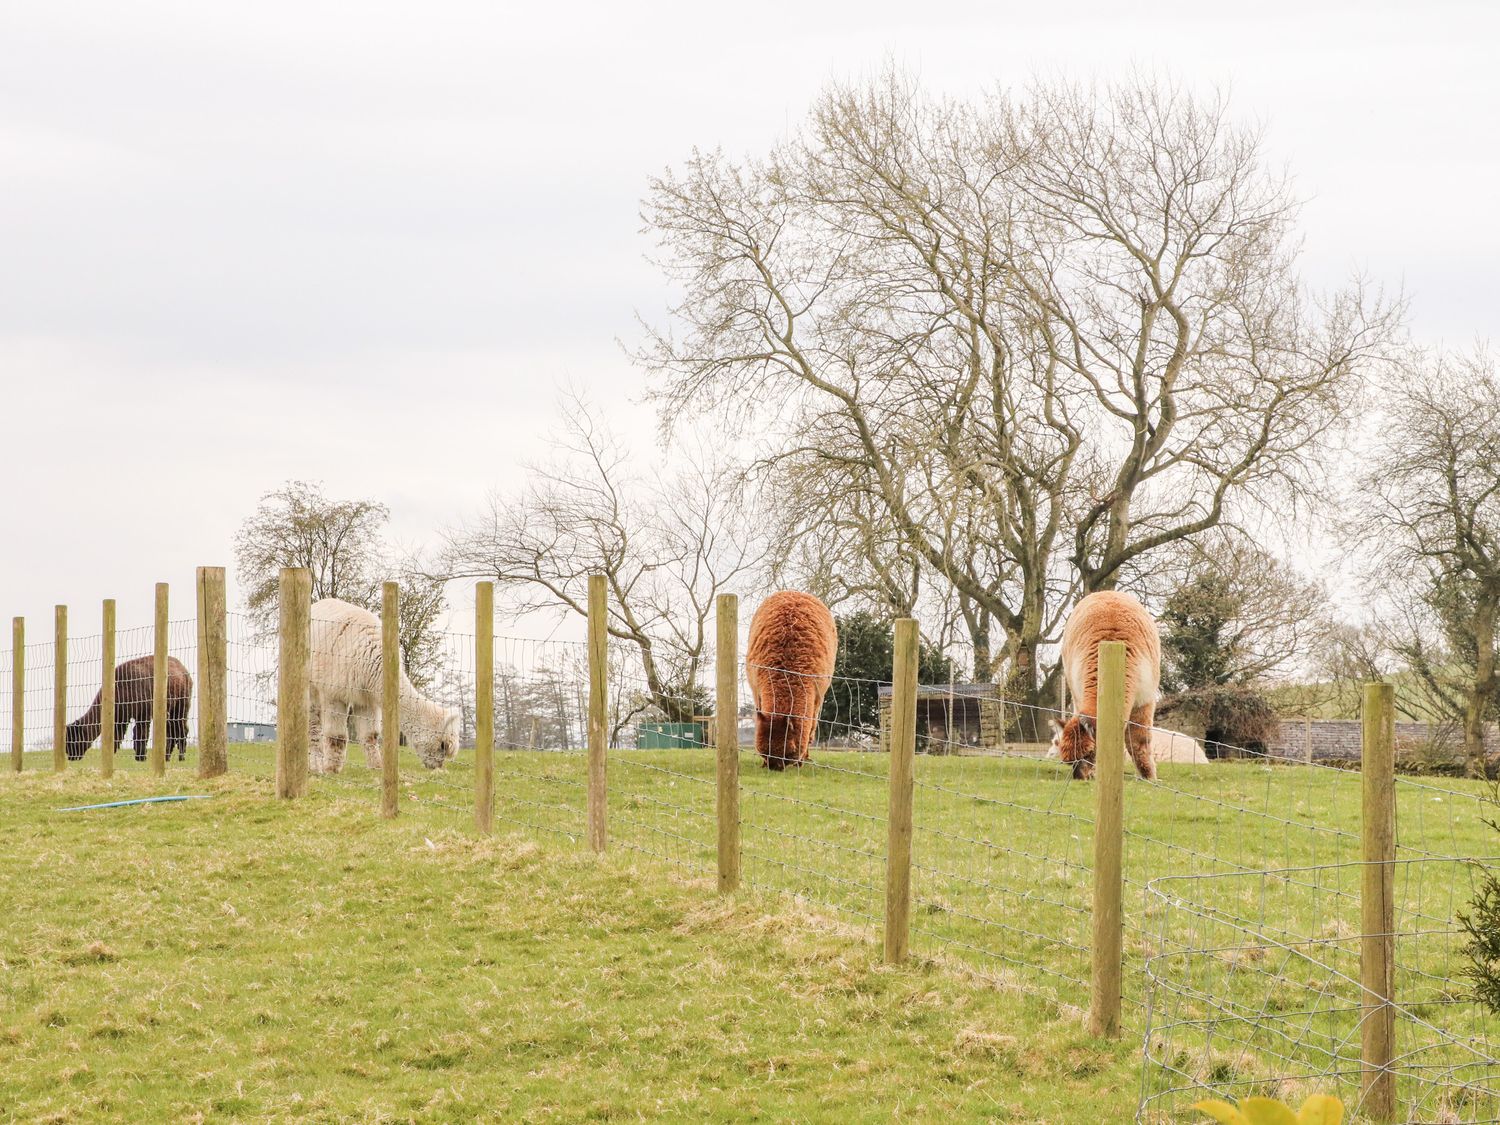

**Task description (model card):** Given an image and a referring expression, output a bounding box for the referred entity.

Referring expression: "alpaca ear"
[1081,715,1096,736]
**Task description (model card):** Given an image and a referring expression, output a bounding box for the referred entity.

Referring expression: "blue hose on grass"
[58,795,214,812]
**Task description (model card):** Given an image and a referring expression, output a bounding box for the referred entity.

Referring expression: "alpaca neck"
[396,676,441,730]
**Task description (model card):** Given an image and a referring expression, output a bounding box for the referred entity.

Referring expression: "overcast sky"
[2,0,1496,641]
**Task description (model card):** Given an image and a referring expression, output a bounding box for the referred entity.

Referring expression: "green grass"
[4,743,1497,1122]
[1,747,1140,1123]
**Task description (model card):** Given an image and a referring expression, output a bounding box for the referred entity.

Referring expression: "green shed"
[636,722,709,749]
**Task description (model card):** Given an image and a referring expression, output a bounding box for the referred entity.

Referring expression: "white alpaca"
[1047,727,1210,765]
[307,598,459,774]
[1149,728,1211,765]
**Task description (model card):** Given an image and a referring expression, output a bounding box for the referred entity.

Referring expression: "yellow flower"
[1190,1094,1343,1125]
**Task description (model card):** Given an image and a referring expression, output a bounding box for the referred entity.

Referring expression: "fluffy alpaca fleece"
[65,655,193,762]
[1150,728,1210,765]
[308,598,459,774]
[745,591,838,771]
[1050,590,1162,781]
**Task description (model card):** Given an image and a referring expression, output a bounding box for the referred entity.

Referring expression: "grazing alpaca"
[308,598,459,773]
[1049,590,1161,781]
[66,655,194,762]
[1150,727,1211,765]
[745,591,838,771]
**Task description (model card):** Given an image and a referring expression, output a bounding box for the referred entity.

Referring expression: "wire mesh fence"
[5,586,1500,1120]
[1139,859,1500,1122]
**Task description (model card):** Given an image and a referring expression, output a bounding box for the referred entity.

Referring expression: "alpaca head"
[410,706,461,769]
[64,718,93,761]
[1049,715,1096,780]
[756,711,810,771]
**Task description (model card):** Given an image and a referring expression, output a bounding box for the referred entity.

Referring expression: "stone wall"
[1262,718,1496,764]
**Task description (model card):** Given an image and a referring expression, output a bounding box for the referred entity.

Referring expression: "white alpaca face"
[411,709,460,770]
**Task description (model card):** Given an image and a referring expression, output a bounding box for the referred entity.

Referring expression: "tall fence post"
[53,605,67,773]
[1361,681,1397,1121]
[716,593,740,893]
[884,617,919,964]
[100,600,116,779]
[10,617,22,772]
[150,583,168,777]
[197,567,228,778]
[1089,639,1127,1038]
[474,581,494,836]
[587,574,608,853]
[381,581,400,819]
[275,568,311,799]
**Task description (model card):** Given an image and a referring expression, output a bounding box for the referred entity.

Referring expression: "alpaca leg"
[134,717,149,762]
[319,700,349,774]
[308,700,324,774]
[1128,704,1157,780]
[353,710,381,769]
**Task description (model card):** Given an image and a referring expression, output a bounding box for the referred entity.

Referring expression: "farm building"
[876,683,1006,752]
[228,721,276,743]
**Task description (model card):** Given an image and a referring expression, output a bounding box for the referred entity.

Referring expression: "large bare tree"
[640,73,1398,705]
[1352,349,1500,775]
[441,401,766,722]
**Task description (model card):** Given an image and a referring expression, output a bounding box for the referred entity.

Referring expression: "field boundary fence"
[6,570,1500,1121]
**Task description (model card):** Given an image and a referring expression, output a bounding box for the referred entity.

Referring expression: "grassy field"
[5,743,1498,1122]
[2,748,1139,1124]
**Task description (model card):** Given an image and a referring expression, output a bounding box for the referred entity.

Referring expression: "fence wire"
[6,603,1500,1118]
[1139,859,1500,1122]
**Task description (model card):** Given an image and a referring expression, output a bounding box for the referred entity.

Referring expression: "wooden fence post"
[716,593,740,893]
[587,574,607,853]
[100,600,116,778]
[150,583,168,777]
[1089,639,1127,1038]
[1361,681,1397,1121]
[10,617,21,772]
[381,581,400,818]
[884,618,919,964]
[197,567,228,778]
[475,581,494,836]
[275,568,311,799]
[53,605,67,773]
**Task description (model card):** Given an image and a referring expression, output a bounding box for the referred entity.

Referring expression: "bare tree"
[1154,535,1329,691]
[1351,349,1500,775]
[235,481,388,625]
[442,400,766,722]
[391,549,449,693]
[640,72,1398,706]
[234,481,450,688]
[1295,620,1403,721]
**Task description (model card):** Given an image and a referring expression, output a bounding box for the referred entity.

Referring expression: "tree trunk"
[1003,637,1041,714]
[965,608,992,684]
[1466,594,1497,779]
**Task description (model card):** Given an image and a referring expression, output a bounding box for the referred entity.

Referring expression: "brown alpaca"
[1049,591,1160,781]
[745,591,838,771]
[65,655,194,763]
